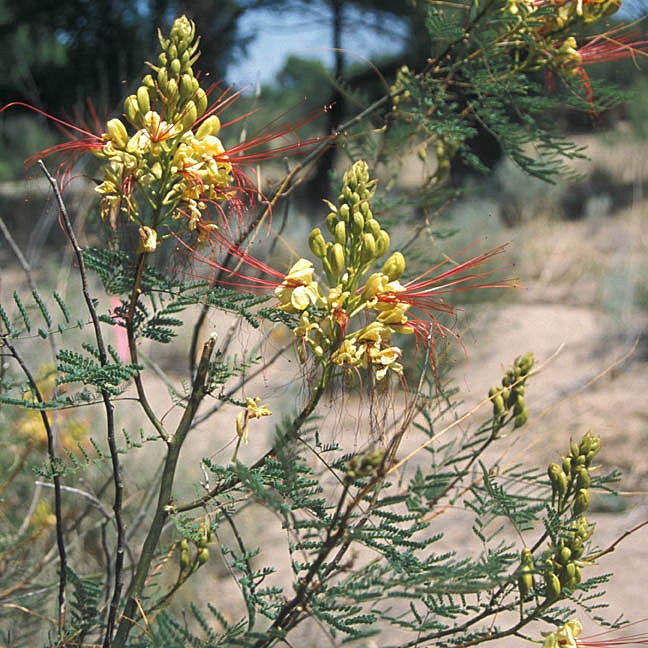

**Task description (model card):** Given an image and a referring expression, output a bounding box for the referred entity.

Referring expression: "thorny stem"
[39,160,125,646]
[111,334,216,648]
[1,338,67,638]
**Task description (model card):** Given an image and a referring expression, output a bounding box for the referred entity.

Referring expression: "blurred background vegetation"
[2,2,648,641]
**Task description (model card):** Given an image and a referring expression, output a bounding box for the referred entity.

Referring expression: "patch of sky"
[229,1,408,89]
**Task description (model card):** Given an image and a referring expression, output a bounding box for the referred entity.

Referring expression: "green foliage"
[0,6,641,648]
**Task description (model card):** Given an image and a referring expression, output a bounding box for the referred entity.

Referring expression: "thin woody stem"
[1,338,67,638]
[111,334,216,648]
[39,160,124,645]
[124,253,169,443]
[173,362,332,514]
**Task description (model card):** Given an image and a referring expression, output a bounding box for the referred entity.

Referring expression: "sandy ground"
[2,131,648,645]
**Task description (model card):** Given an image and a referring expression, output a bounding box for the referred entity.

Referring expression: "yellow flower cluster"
[93,16,234,250]
[330,323,404,381]
[283,161,416,383]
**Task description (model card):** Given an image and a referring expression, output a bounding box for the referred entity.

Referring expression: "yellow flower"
[274,259,324,313]
[137,226,158,253]
[236,397,272,444]
[331,338,361,368]
[368,345,402,372]
[543,620,583,648]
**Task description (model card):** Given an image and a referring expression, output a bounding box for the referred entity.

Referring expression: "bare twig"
[37,160,124,647]
[1,337,67,636]
[112,333,217,648]
[588,519,648,561]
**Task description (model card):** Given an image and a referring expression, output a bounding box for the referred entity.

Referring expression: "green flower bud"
[544,571,561,602]
[576,467,591,489]
[335,220,347,245]
[562,456,572,476]
[327,243,345,279]
[513,406,528,428]
[557,471,568,496]
[376,230,390,257]
[493,394,505,416]
[168,44,178,60]
[137,86,151,115]
[558,546,572,565]
[180,549,190,570]
[176,100,197,132]
[142,74,155,90]
[180,539,189,552]
[519,565,533,597]
[194,88,208,116]
[513,394,525,415]
[158,52,168,67]
[197,547,209,564]
[570,537,584,559]
[123,95,140,126]
[570,441,580,458]
[382,252,406,281]
[308,228,327,258]
[548,463,562,486]
[106,118,129,149]
[518,352,534,373]
[180,73,194,100]
[561,561,577,587]
[365,218,381,238]
[339,203,350,221]
[573,488,590,515]
[518,548,534,597]
[352,211,364,234]
[157,66,169,92]
[361,232,376,263]
[170,57,182,76]
[166,77,178,99]
[326,212,337,234]
[170,15,195,45]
